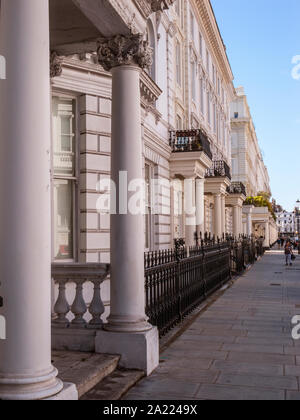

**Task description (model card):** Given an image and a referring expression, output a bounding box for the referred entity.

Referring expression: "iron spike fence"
[145,236,265,337]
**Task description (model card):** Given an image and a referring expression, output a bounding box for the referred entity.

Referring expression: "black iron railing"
[205,160,231,180]
[227,182,246,196]
[145,240,231,337]
[169,129,213,160]
[145,236,265,337]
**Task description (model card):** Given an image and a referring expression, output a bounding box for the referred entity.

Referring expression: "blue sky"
[211,0,300,211]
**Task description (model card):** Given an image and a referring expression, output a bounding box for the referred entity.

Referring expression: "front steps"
[80,369,144,400]
[52,351,144,400]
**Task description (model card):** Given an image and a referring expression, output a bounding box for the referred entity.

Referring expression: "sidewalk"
[123,251,300,401]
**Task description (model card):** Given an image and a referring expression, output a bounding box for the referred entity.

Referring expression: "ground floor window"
[145,163,155,251]
[52,96,78,260]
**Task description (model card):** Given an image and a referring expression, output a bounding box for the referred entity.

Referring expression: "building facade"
[0,0,272,400]
[231,86,271,197]
[230,87,277,246]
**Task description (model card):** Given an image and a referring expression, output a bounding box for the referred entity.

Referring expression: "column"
[246,212,252,236]
[95,35,159,375]
[221,195,226,236]
[196,179,205,240]
[0,0,63,399]
[264,222,270,249]
[233,206,239,238]
[185,178,196,247]
[213,194,222,239]
[239,207,243,236]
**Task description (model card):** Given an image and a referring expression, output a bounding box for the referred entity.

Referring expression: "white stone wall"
[231,87,271,197]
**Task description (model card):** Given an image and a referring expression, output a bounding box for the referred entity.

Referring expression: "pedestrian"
[277,238,281,249]
[281,237,285,248]
[285,241,293,266]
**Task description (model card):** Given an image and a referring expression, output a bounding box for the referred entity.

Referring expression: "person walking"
[285,241,293,266]
[277,238,281,250]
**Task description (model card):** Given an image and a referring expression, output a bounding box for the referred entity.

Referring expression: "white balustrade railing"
[52,263,110,329]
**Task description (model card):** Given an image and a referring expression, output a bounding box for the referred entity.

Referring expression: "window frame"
[145,162,155,252]
[176,41,182,88]
[51,93,80,263]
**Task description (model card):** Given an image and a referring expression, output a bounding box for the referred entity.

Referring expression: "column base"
[45,382,78,400]
[95,327,159,376]
[104,315,153,333]
[0,366,63,400]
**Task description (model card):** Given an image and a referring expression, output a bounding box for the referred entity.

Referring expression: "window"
[207,92,211,125]
[206,50,210,73]
[191,61,196,101]
[176,0,183,27]
[175,0,180,16]
[190,11,194,40]
[146,21,156,81]
[234,112,239,119]
[213,104,217,133]
[176,42,182,87]
[199,32,203,57]
[52,96,77,261]
[176,114,183,130]
[145,163,154,250]
[232,158,238,175]
[200,78,204,114]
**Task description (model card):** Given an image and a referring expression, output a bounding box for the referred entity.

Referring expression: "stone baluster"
[88,278,105,328]
[71,280,87,327]
[53,279,70,326]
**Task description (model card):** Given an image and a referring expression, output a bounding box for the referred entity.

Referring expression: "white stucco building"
[276,210,296,235]
[231,86,271,197]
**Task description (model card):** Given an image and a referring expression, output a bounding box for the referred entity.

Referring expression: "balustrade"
[52,263,109,329]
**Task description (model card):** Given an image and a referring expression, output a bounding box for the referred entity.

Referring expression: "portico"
[0,0,174,400]
[169,132,212,247]
[204,162,231,239]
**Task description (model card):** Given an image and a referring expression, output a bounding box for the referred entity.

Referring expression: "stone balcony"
[169,129,213,179]
[205,160,232,181]
[227,181,246,197]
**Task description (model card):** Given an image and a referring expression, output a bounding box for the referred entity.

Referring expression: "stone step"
[52,351,120,398]
[80,369,145,400]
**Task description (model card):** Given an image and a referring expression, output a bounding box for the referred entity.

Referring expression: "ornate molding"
[133,0,175,19]
[97,34,153,71]
[50,52,63,78]
[151,0,175,12]
[140,70,162,106]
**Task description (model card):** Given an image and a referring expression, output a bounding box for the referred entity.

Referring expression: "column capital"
[97,34,153,72]
[50,52,63,78]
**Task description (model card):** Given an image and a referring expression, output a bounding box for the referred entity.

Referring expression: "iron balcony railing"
[205,160,231,180]
[227,181,246,196]
[169,129,213,160]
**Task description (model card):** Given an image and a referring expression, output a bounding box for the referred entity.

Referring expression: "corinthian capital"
[97,34,153,72]
[50,52,63,78]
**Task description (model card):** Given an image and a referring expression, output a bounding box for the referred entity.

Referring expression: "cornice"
[194,0,234,88]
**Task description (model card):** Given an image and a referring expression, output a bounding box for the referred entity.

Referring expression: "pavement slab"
[123,252,300,401]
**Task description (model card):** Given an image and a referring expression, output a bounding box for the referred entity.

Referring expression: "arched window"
[146,20,156,81]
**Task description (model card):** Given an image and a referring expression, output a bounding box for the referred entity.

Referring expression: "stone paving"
[124,251,300,400]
